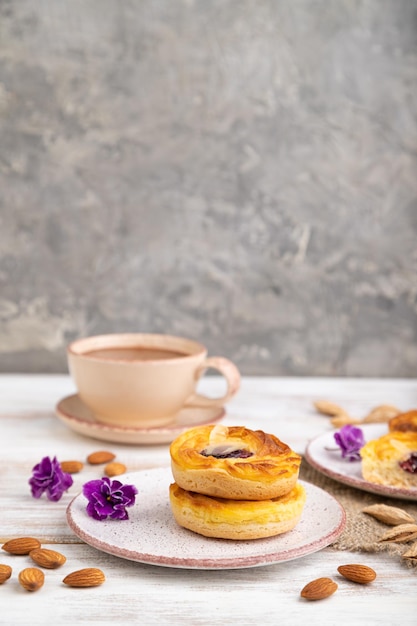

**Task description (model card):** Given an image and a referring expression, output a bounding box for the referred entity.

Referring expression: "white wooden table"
[1,374,416,625]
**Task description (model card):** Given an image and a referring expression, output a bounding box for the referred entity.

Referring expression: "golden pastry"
[169,425,301,500]
[389,410,417,433]
[169,481,306,540]
[360,431,417,489]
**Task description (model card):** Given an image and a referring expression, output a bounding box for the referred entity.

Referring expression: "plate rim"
[66,467,346,570]
[305,424,417,501]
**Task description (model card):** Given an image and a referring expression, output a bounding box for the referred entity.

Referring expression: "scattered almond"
[60,460,84,474]
[87,451,116,465]
[314,400,349,417]
[337,564,376,584]
[362,404,400,423]
[362,503,415,526]
[0,564,12,584]
[2,537,41,555]
[331,414,361,428]
[300,577,338,600]
[378,523,417,543]
[63,567,106,587]
[18,567,44,592]
[402,541,417,563]
[104,462,127,477]
[29,548,66,569]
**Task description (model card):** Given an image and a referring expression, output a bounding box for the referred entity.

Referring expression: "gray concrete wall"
[1,0,416,376]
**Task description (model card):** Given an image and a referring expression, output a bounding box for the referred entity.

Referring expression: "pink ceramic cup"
[67,333,241,428]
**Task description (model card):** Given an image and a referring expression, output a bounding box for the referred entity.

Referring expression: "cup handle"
[183,357,241,409]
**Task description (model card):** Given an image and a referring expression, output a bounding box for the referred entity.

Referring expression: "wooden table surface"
[1,374,416,625]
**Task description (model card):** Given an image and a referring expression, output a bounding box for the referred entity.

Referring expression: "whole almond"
[0,564,12,584]
[402,541,417,563]
[331,415,361,428]
[87,451,116,465]
[362,504,415,526]
[362,404,400,423]
[314,400,348,417]
[2,537,41,555]
[18,567,44,592]
[29,548,66,569]
[63,567,105,587]
[379,523,417,543]
[337,564,376,584]
[104,462,127,477]
[60,460,84,474]
[300,577,338,600]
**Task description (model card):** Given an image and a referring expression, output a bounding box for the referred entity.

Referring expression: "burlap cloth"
[300,458,417,569]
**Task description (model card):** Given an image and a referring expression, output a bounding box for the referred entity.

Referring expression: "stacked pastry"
[360,410,417,489]
[168,425,306,540]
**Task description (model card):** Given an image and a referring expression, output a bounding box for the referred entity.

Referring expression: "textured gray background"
[1,0,416,376]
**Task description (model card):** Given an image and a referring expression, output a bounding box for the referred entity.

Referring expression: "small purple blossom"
[334,424,365,461]
[82,477,138,520]
[29,456,74,501]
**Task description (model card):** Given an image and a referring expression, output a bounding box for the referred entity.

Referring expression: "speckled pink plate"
[56,394,225,445]
[66,467,345,570]
[305,424,417,501]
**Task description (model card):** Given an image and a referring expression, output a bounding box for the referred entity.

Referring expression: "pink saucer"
[55,394,225,445]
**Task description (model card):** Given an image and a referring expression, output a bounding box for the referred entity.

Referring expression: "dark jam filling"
[399,452,417,474]
[201,449,254,459]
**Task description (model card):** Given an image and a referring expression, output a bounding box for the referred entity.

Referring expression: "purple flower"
[82,477,138,521]
[334,424,365,461]
[29,456,74,501]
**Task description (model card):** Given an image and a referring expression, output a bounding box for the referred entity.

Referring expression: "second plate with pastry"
[305,424,417,501]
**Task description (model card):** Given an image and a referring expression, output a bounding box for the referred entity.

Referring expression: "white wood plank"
[1,375,416,625]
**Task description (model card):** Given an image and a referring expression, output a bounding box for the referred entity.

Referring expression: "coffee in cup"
[67,333,240,428]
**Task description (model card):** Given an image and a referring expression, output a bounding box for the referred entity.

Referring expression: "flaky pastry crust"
[360,431,417,489]
[389,410,417,433]
[169,482,306,540]
[170,425,301,500]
